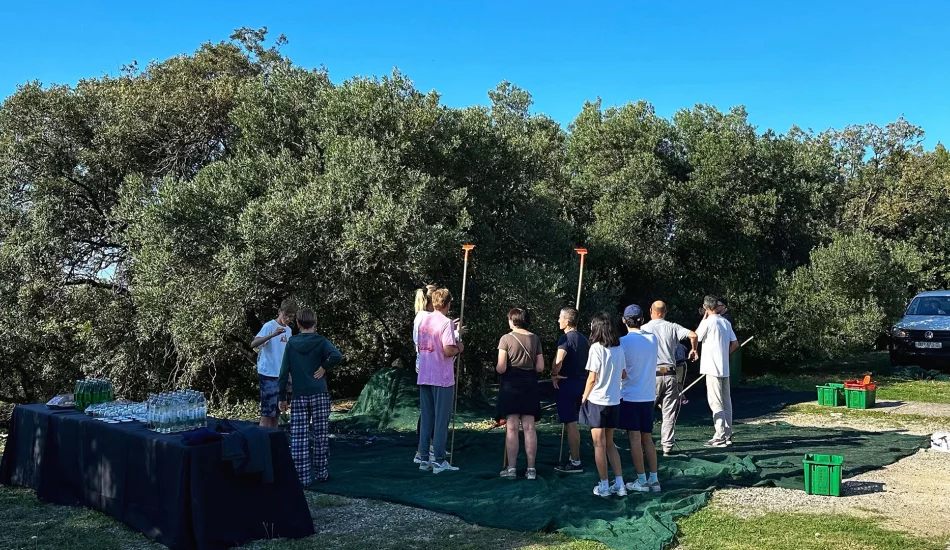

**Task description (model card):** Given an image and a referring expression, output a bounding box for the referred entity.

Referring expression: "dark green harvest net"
[318,368,925,549]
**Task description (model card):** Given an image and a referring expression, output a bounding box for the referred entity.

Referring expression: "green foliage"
[3,28,950,405]
[772,230,926,359]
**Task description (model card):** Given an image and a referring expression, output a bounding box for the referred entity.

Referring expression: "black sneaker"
[555,461,584,474]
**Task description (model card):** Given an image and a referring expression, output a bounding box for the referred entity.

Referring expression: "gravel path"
[711,448,950,537]
[718,401,950,539]
[741,405,950,435]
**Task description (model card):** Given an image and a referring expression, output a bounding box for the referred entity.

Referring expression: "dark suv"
[890,291,950,368]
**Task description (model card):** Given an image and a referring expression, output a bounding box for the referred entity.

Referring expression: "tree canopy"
[2,28,948,405]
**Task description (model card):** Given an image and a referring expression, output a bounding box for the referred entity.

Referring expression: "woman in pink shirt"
[415,288,464,474]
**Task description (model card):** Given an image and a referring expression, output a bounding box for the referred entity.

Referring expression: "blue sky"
[3,1,948,147]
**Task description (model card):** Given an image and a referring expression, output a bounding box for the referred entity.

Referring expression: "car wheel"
[889,349,904,367]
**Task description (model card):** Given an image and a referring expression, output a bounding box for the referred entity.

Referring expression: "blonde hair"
[431,288,453,309]
[414,289,430,313]
[414,284,438,313]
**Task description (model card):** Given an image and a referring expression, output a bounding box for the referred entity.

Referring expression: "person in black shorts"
[552,307,590,473]
[580,312,627,498]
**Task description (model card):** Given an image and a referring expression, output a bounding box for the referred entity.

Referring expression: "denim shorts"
[259,374,279,418]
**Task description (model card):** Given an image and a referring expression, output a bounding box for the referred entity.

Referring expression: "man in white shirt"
[641,301,698,454]
[695,295,738,447]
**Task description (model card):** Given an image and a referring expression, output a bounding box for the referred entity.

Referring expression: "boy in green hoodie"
[278,308,344,486]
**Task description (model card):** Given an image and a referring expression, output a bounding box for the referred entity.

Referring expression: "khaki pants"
[706,375,733,441]
[675,362,687,390]
[654,374,680,451]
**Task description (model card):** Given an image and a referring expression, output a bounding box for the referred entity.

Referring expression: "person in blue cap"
[618,304,662,492]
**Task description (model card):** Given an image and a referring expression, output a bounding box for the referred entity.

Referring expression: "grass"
[0,484,607,550]
[676,506,948,550]
[746,352,950,404]
[0,486,160,550]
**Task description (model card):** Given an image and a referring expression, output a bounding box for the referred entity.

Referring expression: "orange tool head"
[574,248,588,255]
[462,244,475,251]
[862,374,871,386]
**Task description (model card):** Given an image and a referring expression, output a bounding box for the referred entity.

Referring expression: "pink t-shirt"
[416,311,458,387]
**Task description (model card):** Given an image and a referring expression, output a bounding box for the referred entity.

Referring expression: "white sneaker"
[419,461,432,472]
[429,445,451,458]
[593,484,611,498]
[625,480,651,492]
[431,460,459,474]
[649,481,662,492]
[413,453,426,464]
[610,482,627,497]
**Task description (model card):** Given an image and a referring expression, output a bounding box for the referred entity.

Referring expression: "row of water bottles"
[147,390,208,434]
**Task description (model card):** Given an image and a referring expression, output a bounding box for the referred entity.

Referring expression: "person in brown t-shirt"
[496,308,544,480]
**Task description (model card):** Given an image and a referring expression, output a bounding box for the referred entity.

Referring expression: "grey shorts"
[259,374,279,418]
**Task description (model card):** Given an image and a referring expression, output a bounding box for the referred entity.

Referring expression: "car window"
[906,297,950,315]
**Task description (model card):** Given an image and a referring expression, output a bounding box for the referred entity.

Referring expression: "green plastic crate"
[844,387,876,409]
[803,453,843,496]
[816,385,845,406]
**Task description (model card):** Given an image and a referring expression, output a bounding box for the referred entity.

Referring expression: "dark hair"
[623,314,644,329]
[508,308,529,329]
[560,307,578,328]
[297,308,316,329]
[589,311,620,348]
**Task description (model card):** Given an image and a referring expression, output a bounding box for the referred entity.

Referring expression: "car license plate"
[915,341,942,349]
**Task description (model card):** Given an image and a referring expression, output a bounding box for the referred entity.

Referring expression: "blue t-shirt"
[557,330,590,381]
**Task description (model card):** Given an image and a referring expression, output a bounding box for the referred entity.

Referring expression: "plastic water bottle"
[188,391,199,430]
[174,394,184,433]
[160,397,171,434]
[197,392,207,428]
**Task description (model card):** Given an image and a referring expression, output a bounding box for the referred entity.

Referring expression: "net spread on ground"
[319,368,926,550]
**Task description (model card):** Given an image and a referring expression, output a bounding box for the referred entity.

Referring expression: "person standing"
[496,308,544,480]
[618,304,662,493]
[715,297,735,328]
[580,312,627,498]
[278,308,344,486]
[250,299,297,428]
[641,301,698,454]
[416,288,463,473]
[412,285,437,465]
[552,307,590,474]
[696,295,739,447]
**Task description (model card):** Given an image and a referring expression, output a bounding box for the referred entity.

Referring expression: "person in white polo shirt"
[695,295,738,447]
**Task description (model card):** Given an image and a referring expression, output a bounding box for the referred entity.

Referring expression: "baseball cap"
[623,304,643,318]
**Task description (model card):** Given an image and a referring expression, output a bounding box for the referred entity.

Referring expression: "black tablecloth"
[0,405,315,550]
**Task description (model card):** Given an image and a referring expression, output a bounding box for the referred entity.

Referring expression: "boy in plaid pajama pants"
[278,308,344,486]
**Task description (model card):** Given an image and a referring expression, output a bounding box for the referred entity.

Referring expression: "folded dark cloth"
[221,424,274,483]
[211,419,237,434]
[181,428,224,446]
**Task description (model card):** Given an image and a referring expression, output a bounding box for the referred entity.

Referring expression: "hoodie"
[278,332,344,402]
